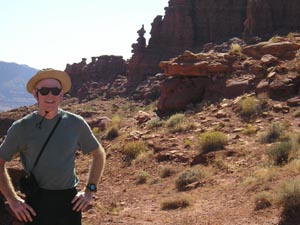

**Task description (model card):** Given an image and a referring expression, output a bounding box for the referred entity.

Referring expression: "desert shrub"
[105,114,122,140]
[268,141,292,166]
[159,165,175,178]
[275,178,300,213]
[237,96,261,118]
[112,114,122,128]
[92,127,100,136]
[146,118,163,129]
[254,191,272,210]
[242,124,257,135]
[161,198,190,210]
[284,134,300,161]
[242,167,277,188]
[122,141,149,165]
[230,43,242,54]
[166,113,184,126]
[213,156,228,170]
[106,127,119,140]
[165,113,194,133]
[134,170,149,184]
[184,138,192,148]
[254,167,277,183]
[197,131,228,153]
[292,133,300,144]
[257,92,270,110]
[132,150,154,165]
[287,32,299,38]
[175,168,202,192]
[259,122,285,144]
[287,159,300,173]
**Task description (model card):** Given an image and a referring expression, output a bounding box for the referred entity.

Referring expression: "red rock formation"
[65,55,127,99]
[64,0,300,102]
[157,38,300,114]
[242,41,300,59]
[128,0,300,88]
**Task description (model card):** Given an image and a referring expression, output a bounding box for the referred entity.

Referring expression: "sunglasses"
[37,87,62,96]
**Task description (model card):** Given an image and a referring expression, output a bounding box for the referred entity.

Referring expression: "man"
[0,69,106,224]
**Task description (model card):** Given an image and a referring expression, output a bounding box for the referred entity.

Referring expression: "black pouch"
[19,173,39,197]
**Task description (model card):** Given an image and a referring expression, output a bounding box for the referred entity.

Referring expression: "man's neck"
[39,109,58,119]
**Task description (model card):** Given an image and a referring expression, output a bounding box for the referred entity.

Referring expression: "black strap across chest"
[31,115,62,171]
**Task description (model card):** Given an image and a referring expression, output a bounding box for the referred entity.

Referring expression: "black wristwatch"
[86,184,97,192]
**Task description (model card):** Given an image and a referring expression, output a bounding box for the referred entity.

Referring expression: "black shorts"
[25,188,82,225]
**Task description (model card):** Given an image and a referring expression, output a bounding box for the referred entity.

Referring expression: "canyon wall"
[66,0,300,96]
[127,0,300,86]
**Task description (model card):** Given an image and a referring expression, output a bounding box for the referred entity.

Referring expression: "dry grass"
[259,122,286,144]
[122,141,149,165]
[230,43,242,54]
[175,168,203,192]
[274,178,300,212]
[237,95,261,118]
[197,131,228,153]
[161,198,190,210]
[165,113,194,133]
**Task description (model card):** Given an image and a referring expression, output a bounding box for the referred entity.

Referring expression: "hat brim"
[26,69,71,94]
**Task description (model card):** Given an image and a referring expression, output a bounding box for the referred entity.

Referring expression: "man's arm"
[0,157,36,222]
[72,144,106,211]
[86,144,106,189]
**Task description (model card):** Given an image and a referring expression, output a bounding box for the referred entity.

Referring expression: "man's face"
[34,79,63,113]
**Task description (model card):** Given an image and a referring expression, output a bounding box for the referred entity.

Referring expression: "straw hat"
[26,68,72,93]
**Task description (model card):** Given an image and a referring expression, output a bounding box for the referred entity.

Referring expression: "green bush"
[259,123,285,144]
[242,124,257,135]
[122,141,149,165]
[175,168,202,192]
[146,118,163,129]
[237,96,261,118]
[112,114,122,128]
[165,113,194,133]
[198,131,228,153]
[159,165,175,178]
[230,43,242,54]
[275,178,300,213]
[134,170,149,184]
[161,198,190,210]
[268,141,292,166]
[105,114,122,140]
[106,126,119,140]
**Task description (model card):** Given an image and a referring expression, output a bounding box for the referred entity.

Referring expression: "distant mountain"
[0,61,38,111]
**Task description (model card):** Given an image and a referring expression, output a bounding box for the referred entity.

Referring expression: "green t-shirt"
[0,109,100,190]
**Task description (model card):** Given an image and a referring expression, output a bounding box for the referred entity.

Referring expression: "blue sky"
[0,0,168,70]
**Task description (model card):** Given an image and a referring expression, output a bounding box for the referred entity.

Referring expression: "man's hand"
[0,158,36,222]
[8,197,36,222]
[71,190,93,212]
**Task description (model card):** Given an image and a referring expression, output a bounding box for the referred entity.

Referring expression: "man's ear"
[32,90,38,101]
[59,91,64,100]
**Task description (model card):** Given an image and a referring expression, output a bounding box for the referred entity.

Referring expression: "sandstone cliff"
[66,0,300,100]
[128,0,300,86]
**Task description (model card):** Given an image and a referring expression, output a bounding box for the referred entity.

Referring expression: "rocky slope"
[2,34,300,224]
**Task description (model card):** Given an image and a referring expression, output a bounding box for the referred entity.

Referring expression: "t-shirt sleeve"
[0,123,21,161]
[77,118,100,154]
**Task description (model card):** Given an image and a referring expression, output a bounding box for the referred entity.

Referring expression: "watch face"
[88,184,97,192]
